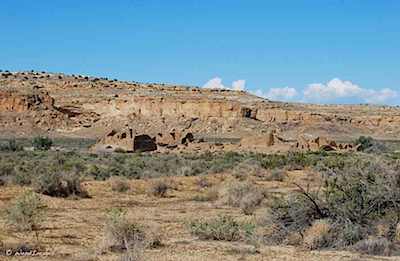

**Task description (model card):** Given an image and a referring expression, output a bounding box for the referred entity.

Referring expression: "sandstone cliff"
[1,71,400,142]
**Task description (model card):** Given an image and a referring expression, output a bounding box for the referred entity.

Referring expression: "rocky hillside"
[1,70,400,142]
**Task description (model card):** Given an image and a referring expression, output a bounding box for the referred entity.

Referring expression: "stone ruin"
[293,136,359,152]
[93,128,195,152]
[239,130,286,148]
[239,130,358,153]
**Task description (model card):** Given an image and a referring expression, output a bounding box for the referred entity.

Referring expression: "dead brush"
[99,208,162,258]
[219,180,264,215]
[109,176,130,193]
[148,180,169,197]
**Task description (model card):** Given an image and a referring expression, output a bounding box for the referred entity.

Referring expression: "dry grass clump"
[100,208,146,253]
[196,176,210,188]
[264,168,286,182]
[5,191,46,232]
[395,224,400,243]
[231,159,267,181]
[239,191,264,215]
[192,186,219,202]
[219,181,264,215]
[34,171,88,198]
[188,215,255,242]
[353,237,393,256]
[109,176,130,193]
[148,180,169,197]
[302,219,332,250]
[99,208,162,258]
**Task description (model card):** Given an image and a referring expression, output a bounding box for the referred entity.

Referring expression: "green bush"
[263,157,400,255]
[101,208,146,252]
[32,136,53,151]
[188,215,255,241]
[5,191,46,232]
[34,171,88,198]
[354,136,388,153]
[0,139,23,152]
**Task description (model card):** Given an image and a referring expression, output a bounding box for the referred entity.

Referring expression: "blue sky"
[1,0,399,105]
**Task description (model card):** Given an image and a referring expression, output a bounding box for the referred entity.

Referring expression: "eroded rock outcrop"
[0,91,55,112]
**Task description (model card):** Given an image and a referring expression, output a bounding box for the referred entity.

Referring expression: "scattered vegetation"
[109,176,130,192]
[192,187,219,202]
[0,139,23,152]
[100,208,161,259]
[34,171,88,198]
[354,136,388,153]
[219,181,264,215]
[148,180,169,197]
[100,208,146,253]
[5,191,46,232]
[262,156,400,255]
[32,136,53,151]
[188,215,255,242]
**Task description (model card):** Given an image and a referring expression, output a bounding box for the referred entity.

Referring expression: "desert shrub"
[261,194,321,245]
[148,180,168,197]
[302,219,333,250]
[231,160,260,180]
[260,154,288,169]
[265,168,286,182]
[240,192,264,215]
[219,181,264,212]
[34,171,88,198]
[110,177,130,192]
[5,191,46,232]
[259,152,319,170]
[263,157,400,255]
[196,176,210,188]
[32,136,53,151]
[120,248,144,261]
[219,181,254,207]
[353,238,393,256]
[101,208,146,252]
[188,215,255,241]
[192,187,219,202]
[0,139,23,152]
[354,136,388,153]
[208,151,243,173]
[219,181,264,215]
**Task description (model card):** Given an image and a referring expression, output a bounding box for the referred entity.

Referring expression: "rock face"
[1,71,400,144]
[0,91,55,112]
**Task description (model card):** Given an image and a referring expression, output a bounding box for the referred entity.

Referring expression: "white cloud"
[251,87,298,102]
[203,77,398,105]
[266,87,298,101]
[303,78,398,104]
[232,80,246,91]
[364,88,398,104]
[304,78,363,100]
[202,77,246,91]
[203,77,225,89]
